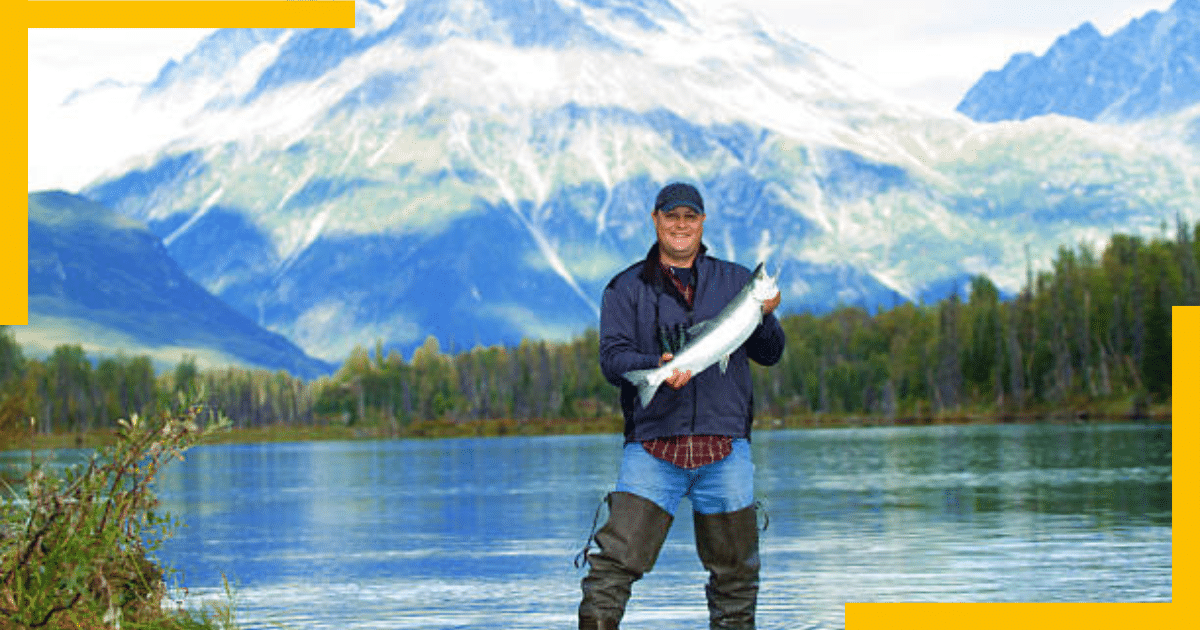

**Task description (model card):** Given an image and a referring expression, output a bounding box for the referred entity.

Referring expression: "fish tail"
[622,368,661,409]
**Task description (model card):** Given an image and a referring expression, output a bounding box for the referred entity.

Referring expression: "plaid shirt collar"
[659,260,695,308]
[637,242,707,304]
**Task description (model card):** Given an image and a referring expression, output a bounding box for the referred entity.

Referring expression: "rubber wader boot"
[579,491,674,629]
[693,504,760,629]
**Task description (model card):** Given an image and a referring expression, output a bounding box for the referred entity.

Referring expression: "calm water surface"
[141,423,1170,628]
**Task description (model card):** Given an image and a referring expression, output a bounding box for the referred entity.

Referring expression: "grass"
[0,401,238,629]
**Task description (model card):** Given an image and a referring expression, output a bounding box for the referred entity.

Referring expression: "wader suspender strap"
[574,493,611,569]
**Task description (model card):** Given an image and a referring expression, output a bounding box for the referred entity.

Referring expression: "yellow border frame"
[11,3,1186,629]
[847,311,1189,627]
[10,1,354,326]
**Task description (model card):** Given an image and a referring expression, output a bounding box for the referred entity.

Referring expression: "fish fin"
[719,354,730,374]
[687,320,716,338]
[623,368,660,408]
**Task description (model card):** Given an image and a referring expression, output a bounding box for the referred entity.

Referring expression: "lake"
[137,424,1175,627]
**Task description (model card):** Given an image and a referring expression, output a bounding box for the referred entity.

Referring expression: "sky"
[729,0,1172,108]
[27,0,1175,191]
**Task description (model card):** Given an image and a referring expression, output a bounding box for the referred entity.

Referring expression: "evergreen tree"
[1142,282,1172,401]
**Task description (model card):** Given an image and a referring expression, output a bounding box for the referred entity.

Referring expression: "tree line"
[1,224,1186,439]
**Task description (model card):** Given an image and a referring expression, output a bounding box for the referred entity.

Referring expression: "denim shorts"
[615,438,755,516]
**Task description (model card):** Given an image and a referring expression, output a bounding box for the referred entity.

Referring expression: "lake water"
[112,424,1177,627]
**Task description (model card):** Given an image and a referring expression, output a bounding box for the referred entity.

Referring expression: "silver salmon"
[623,263,779,408]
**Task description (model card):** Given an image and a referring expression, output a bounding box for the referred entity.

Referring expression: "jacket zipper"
[687,281,698,434]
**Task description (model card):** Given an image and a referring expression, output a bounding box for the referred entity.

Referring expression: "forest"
[0,223,1185,442]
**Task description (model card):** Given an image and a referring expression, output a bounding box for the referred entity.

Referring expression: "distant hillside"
[22,191,334,378]
[957,0,1200,122]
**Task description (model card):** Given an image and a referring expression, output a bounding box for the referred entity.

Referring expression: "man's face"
[653,205,705,263]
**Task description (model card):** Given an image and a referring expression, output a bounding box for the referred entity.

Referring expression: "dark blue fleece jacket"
[599,244,786,443]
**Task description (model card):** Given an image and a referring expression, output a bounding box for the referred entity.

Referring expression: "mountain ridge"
[23,190,335,377]
[957,0,1200,122]
[48,0,1200,363]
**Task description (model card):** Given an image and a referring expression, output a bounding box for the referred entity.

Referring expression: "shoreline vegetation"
[2,225,1183,452]
[1,403,237,630]
[9,404,1172,452]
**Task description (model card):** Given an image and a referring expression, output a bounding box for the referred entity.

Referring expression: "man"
[578,182,785,629]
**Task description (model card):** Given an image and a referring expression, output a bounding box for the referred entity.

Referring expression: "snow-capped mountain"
[957,0,1200,122]
[54,0,1200,363]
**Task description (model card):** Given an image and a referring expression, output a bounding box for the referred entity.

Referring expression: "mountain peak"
[956,1,1200,122]
[385,0,625,48]
[233,0,655,103]
[67,0,1200,365]
[1066,21,1102,39]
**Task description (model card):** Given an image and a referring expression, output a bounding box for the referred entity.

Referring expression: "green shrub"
[1,402,233,629]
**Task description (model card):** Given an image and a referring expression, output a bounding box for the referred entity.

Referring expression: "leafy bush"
[0,402,233,629]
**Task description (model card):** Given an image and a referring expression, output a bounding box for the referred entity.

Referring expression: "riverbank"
[3,402,1171,453]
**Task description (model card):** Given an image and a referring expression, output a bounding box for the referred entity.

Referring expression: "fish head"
[749,262,779,303]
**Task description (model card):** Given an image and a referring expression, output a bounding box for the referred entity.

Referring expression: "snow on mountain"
[49,0,1200,363]
[957,0,1200,122]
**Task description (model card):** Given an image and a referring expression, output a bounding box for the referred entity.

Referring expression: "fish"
[623,262,779,408]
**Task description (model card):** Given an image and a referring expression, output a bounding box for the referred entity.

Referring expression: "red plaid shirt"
[642,434,733,469]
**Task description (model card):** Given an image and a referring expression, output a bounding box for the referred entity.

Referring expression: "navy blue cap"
[654,182,704,214]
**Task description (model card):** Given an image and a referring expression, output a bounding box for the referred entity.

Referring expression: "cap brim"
[659,201,704,214]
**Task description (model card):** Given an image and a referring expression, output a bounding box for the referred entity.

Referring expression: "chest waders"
[577,492,673,629]
[576,492,762,629]
[694,504,761,628]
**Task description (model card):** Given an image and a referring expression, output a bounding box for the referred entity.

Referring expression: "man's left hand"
[762,291,781,317]
[659,353,692,390]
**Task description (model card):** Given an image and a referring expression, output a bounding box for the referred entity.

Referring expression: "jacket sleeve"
[599,279,661,387]
[747,312,786,367]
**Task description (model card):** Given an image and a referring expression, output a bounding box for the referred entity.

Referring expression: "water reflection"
[116,424,1174,628]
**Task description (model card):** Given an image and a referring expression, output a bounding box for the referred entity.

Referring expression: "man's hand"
[659,352,692,389]
[762,291,781,317]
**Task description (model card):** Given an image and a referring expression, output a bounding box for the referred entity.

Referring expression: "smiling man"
[577,182,785,629]
[653,183,707,268]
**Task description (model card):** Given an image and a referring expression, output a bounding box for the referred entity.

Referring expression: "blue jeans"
[615,438,755,516]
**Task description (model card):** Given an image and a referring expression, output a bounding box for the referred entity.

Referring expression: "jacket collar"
[638,241,708,293]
